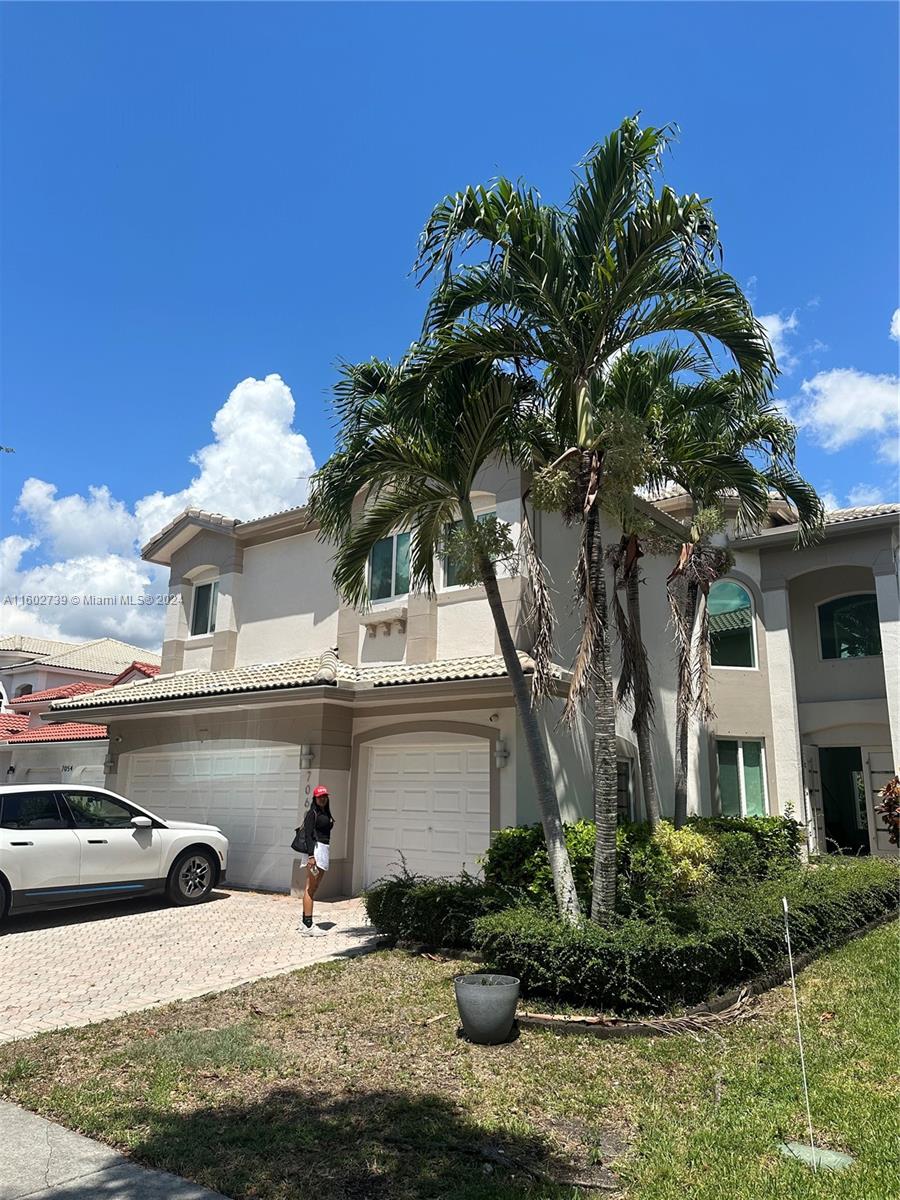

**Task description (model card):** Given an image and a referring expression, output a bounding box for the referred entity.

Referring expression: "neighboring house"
[654,495,899,857]
[46,473,899,897]
[0,642,161,786]
[0,636,162,700]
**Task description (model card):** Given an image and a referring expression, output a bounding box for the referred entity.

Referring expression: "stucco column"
[211,570,241,670]
[874,567,900,767]
[762,583,806,822]
[160,579,191,673]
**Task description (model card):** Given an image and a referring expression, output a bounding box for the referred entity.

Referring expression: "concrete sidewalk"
[0,1102,230,1200]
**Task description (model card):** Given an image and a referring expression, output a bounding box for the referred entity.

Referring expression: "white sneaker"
[299,923,327,936]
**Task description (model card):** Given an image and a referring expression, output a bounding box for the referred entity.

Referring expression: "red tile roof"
[5,722,108,744]
[0,713,30,737]
[9,681,106,706]
[109,661,161,686]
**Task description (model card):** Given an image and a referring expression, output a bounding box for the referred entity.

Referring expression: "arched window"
[708,580,755,668]
[14,684,33,697]
[818,593,881,659]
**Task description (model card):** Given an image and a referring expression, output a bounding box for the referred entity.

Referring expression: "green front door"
[818,746,870,855]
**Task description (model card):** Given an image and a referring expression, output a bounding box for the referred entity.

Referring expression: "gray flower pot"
[454,973,520,1044]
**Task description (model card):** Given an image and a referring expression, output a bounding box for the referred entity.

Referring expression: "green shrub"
[484,815,801,915]
[687,814,802,868]
[363,872,497,948]
[474,857,898,1014]
[482,820,595,909]
[713,830,763,879]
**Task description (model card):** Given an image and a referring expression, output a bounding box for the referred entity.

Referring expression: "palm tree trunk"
[626,568,659,828]
[586,503,618,923]
[462,501,581,923]
[673,578,699,829]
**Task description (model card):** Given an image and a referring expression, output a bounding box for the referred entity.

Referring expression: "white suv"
[0,785,228,921]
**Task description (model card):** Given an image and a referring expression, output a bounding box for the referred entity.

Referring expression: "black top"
[303,803,334,847]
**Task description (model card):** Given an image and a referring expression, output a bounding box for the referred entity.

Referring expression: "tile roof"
[108,661,162,686]
[0,635,80,657]
[30,638,162,675]
[5,722,108,743]
[822,503,900,526]
[0,713,30,738]
[50,652,537,712]
[9,682,106,706]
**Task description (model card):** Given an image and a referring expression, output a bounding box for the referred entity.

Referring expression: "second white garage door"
[365,740,490,886]
[120,747,301,891]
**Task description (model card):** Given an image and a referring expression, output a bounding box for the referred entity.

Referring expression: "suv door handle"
[9,841,33,847]
[87,838,108,845]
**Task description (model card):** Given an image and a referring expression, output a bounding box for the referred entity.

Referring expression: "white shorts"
[313,843,330,872]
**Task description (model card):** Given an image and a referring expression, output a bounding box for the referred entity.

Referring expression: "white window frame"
[189,579,219,638]
[440,506,497,592]
[815,590,882,662]
[716,737,769,817]
[368,532,410,604]
[708,579,758,671]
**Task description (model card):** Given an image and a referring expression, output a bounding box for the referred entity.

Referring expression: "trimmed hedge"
[482,815,802,914]
[473,857,898,1014]
[363,873,499,948]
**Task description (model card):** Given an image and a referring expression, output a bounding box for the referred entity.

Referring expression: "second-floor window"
[443,509,496,588]
[190,580,219,636]
[369,533,410,602]
[818,593,881,659]
[709,580,755,668]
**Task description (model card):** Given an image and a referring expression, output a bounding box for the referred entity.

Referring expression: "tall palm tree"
[412,117,773,920]
[645,386,823,827]
[309,357,582,922]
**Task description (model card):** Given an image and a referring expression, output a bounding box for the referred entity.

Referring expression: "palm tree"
[309,357,582,922]
[412,117,773,920]
[645,385,823,827]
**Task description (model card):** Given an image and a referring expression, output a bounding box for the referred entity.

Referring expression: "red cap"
[312,785,329,798]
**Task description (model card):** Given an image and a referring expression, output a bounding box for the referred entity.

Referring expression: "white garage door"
[365,741,490,887]
[120,747,301,891]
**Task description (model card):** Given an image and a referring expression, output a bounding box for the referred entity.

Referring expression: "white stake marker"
[783,895,817,1172]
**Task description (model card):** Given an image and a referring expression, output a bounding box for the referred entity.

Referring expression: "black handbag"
[291,827,310,854]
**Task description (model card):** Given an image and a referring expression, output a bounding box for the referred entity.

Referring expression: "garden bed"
[364,821,897,1016]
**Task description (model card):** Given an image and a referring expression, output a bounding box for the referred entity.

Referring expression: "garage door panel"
[121,747,301,891]
[432,788,463,814]
[467,750,490,773]
[466,789,490,815]
[364,740,490,887]
[433,751,464,773]
[400,788,429,812]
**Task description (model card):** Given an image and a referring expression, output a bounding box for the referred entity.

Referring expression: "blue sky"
[1,1,897,648]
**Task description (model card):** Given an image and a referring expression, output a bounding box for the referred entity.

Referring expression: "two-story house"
[47,477,899,895]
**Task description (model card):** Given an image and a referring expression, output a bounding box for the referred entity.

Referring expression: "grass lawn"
[1,921,897,1200]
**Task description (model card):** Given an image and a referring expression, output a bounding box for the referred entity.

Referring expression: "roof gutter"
[734,511,900,548]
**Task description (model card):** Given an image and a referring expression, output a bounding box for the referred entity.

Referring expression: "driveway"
[0,890,377,1043]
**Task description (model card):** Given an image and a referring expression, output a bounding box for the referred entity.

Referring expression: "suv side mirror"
[131,815,153,829]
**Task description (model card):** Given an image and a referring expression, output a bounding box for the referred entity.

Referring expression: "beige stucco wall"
[235,532,340,667]
[8,739,107,786]
[788,565,886,704]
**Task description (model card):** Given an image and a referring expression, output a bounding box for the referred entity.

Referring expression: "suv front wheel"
[166,848,216,905]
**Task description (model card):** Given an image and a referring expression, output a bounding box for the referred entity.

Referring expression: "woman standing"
[297,785,334,935]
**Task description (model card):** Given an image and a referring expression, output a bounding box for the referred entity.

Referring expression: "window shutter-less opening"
[716,738,767,817]
[708,581,755,667]
[191,581,219,636]
[818,594,881,659]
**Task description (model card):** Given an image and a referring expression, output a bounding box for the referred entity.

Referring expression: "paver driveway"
[0,890,377,1043]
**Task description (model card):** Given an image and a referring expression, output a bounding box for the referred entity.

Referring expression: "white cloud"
[759,310,800,373]
[793,367,900,461]
[891,308,900,342]
[846,484,888,507]
[1,374,315,649]
[819,491,841,512]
